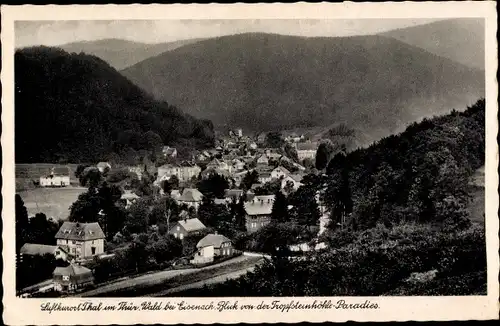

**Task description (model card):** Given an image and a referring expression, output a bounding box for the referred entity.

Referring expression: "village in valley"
[13,17,487,299]
[16,128,336,297]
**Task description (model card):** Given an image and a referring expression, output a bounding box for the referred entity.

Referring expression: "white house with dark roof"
[296,141,318,160]
[243,195,275,233]
[20,243,69,261]
[168,218,207,240]
[40,166,70,187]
[120,190,140,209]
[176,188,203,210]
[55,222,105,259]
[53,264,94,293]
[191,233,233,265]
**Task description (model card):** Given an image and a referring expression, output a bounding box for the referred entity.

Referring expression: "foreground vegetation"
[172,99,487,296]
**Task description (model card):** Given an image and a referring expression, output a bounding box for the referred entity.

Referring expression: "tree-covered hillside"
[324,99,485,230]
[122,33,484,141]
[15,46,215,163]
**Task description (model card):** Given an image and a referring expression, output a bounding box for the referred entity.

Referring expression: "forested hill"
[121,32,484,137]
[324,98,485,229]
[15,46,215,163]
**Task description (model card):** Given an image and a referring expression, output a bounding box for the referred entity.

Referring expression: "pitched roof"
[121,192,140,200]
[273,166,291,175]
[177,218,206,232]
[97,162,111,168]
[224,189,243,198]
[244,202,273,216]
[178,188,203,202]
[20,243,61,256]
[53,264,94,283]
[290,174,304,182]
[297,142,318,151]
[55,222,105,241]
[51,166,70,176]
[214,198,228,205]
[251,183,263,190]
[197,233,232,249]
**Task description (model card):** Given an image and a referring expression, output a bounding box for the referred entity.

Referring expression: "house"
[96,162,111,173]
[232,171,248,187]
[53,264,94,293]
[157,163,201,183]
[19,243,69,261]
[224,189,244,203]
[55,222,105,259]
[243,195,275,233]
[271,166,291,180]
[168,218,207,240]
[128,165,144,180]
[40,174,70,187]
[191,233,233,265]
[214,198,228,206]
[170,189,181,200]
[232,158,245,171]
[296,142,318,160]
[234,128,243,138]
[281,174,304,191]
[258,171,273,184]
[162,146,178,158]
[120,190,140,209]
[200,167,231,180]
[256,154,269,166]
[206,158,231,173]
[176,188,203,210]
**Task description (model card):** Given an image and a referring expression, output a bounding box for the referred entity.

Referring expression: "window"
[72,240,76,245]
[92,240,95,244]
[62,275,70,281]
[55,251,60,256]
[177,226,180,231]
[91,247,96,255]
[179,233,184,240]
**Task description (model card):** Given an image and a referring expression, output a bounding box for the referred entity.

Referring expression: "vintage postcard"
[2,2,498,324]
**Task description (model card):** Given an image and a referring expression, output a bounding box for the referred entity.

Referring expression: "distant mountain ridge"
[15,46,214,163]
[381,18,485,70]
[55,38,205,70]
[121,32,484,144]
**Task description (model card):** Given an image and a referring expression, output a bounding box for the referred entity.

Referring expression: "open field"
[16,163,81,191]
[18,187,87,221]
[75,255,263,297]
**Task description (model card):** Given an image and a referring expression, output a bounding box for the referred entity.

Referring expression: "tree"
[15,194,29,251]
[79,167,103,188]
[271,191,289,223]
[265,132,285,148]
[149,235,183,264]
[289,187,320,227]
[198,196,232,229]
[315,140,337,170]
[125,199,150,234]
[169,175,180,189]
[69,187,102,222]
[230,198,247,232]
[198,174,229,198]
[241,170,259,190]
[284,143,299,163]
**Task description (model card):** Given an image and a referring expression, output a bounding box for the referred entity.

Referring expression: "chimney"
[214,231,218,235]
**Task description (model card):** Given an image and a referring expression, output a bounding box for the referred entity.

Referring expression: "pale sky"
[15,19,443,47]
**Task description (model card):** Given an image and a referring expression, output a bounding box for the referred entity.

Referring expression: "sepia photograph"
[2,2,498,324]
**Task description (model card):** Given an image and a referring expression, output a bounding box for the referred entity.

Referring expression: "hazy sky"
[15,19,443,47]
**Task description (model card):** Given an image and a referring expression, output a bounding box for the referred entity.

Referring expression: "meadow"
[16,163,85,221]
